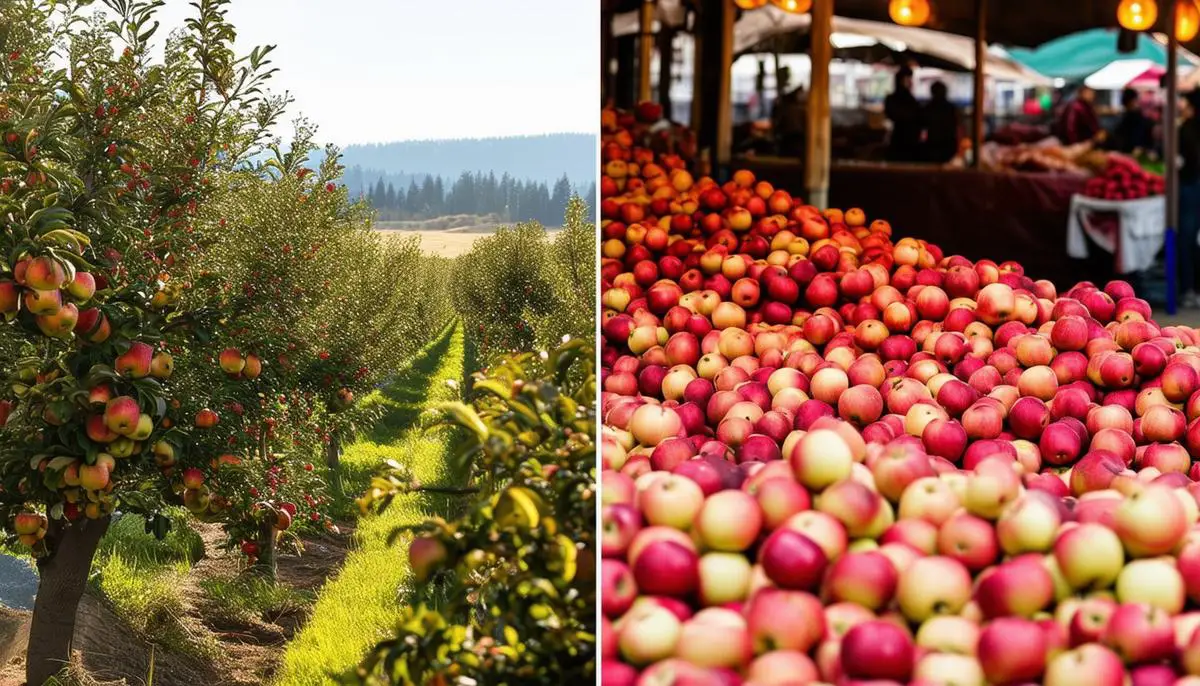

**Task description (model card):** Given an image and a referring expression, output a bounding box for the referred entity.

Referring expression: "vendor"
[921,81,961,164]
[1178,90,1200,307]
[772,85,807,158]
[1056,86,1103,145]
[885,67,921,162]
[1111,88,1153,154]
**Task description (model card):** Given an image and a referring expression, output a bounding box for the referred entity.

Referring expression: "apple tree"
[350,338,596,685]
[0,1,447,681]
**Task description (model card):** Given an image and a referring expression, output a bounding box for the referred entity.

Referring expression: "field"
[375,214,559,257]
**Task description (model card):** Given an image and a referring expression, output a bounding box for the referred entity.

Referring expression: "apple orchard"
[0,2,453,683]
[601,103,1200,686]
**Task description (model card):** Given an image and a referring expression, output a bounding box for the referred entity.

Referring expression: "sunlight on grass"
[275,322,466,686]
[199,575,312,626]
[86,508,215,658]
[94,553,219,659]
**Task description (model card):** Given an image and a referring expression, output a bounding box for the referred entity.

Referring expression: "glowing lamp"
[1178,0,1200,40]
[770,0,812,13]
[1117,0,1158,31]
[734,0,769,8]
[889,0,932,27]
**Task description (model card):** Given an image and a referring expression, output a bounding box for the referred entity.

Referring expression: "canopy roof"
[1007,28,1197,81]
[614,8,1051,84]
[604,0,1198,50]
[1083,58,1164,89]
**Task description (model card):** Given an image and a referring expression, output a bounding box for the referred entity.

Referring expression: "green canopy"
[1007,28,1168,82]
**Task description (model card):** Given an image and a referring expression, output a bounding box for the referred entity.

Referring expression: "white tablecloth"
[1065,194,1167,274]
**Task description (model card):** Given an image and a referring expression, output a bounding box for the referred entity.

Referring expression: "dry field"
[374,214,557,258]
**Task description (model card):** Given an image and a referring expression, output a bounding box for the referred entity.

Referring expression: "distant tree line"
[354,171,597,227]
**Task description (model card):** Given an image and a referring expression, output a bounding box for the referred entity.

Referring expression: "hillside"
[333,133,596,194]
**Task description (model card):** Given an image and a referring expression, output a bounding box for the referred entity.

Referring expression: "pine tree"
[406,178,421,215]
[385,182,397,210]
[551,174,572,227]
[371,178,387,209]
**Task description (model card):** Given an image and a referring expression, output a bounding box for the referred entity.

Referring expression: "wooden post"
[638,0,656,104]
[658,26,675,118]
[695,0,734,177]
[615,35,637,109]
[601,10,613,104]
[972,0,987,167]
[805,0,833,209]
[1167,2,1181,314]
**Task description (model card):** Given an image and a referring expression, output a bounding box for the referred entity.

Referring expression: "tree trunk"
[325,432,342,495]
[252,519,277,580]
[26,516,110,686]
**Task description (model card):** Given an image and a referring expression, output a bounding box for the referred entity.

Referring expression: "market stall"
[603,0,1192,310]
[736,156,1094,287]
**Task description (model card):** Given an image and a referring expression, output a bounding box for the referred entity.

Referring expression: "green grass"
[89,508,216,658]
[198,575,312,626]
[274,321,466,686]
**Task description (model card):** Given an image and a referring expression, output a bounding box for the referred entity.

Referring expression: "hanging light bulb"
[770,0,812,13]
[734,0,769,9]
[1116,0,1158,31]
[1178,0,1200,40]
[889,0,932,27]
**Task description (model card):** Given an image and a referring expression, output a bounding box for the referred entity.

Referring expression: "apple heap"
[600,105,1200,685]
[1083,156,1165,201]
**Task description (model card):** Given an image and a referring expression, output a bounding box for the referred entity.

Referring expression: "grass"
[274,321,467,686]
[91,508,217,659]
[198,575,311,626]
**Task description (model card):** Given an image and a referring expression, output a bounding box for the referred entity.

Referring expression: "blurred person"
[885,67,921,162]
[1056,85,1103,144]
[1111,87,1153,154]
[921,80,961,163]
[772,85,807,157]
[1178,90,1200,306]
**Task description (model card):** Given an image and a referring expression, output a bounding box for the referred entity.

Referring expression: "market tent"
[613,9,1050,84]
[1006,28,1195,81]
[1084,58,1163,89]
[604,0,1199,50]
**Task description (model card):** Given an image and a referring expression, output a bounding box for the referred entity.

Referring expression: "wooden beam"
[615,35,637,109]
[638,0,656,104]
[658,26,675,119]
[805,0,833,209]
[972,0,987,168]
[695,0,734,177]
[601,11,614,105]
[1166,0,1181,314]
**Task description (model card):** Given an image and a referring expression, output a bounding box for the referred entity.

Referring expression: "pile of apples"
[1083,155,1165,201]
[600,105,1200,685]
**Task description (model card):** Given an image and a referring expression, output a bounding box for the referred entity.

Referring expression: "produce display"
[600,104,1200,686]
[1083,155,1167,201]
[978,138,1096,175]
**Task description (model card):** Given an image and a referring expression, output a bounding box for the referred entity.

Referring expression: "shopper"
[1056,85,1103,144]
[885,67,921,162]
[1112,88,1153,154]
[921,81,961,163]
[1178,90,1200,306]
[772,85,807,157]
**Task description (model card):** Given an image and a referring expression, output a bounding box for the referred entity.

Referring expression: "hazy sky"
[142,0,598,145]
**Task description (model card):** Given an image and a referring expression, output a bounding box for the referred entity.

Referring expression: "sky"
[143,0,598,145]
